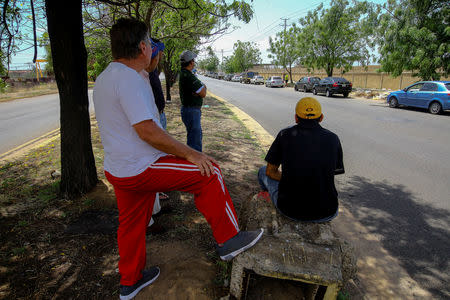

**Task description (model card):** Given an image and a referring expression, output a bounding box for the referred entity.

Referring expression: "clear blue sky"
[201,0,386,64]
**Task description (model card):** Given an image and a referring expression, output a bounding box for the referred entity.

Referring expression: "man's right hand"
[186,150,218,177]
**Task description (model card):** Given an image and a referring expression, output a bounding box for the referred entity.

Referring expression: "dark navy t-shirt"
[265,120,345,221]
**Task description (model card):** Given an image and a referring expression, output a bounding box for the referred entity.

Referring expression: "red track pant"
[105,155,240,286]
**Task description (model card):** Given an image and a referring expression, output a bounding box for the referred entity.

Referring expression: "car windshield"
[334,78,349,83]
[445,83,450,90]
[273,76,282,80]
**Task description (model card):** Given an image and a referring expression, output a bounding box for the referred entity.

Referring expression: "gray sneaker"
[119,266,160,300]
[217,229,264,261]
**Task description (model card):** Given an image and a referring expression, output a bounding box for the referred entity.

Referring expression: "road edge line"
[0,128,60,161]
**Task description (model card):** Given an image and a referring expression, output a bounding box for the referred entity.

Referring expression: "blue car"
[387,81,450,114]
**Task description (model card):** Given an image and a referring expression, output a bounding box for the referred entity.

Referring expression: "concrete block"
[230,195,356,300]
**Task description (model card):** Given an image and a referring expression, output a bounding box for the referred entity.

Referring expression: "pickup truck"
[240,71,258,84]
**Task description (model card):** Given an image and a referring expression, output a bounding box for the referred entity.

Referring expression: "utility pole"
[281,18,288,82]
[221,49,224,71]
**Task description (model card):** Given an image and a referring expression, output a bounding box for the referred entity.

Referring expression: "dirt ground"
[1,90,321,299]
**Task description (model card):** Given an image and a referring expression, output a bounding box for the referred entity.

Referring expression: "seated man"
[93,18,263,300]
[258,97,345,222]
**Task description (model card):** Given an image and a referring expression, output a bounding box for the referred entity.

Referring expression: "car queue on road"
[199,70,449,115]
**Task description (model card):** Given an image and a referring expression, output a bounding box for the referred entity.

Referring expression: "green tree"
[226,40,261,73]
[267,25,300,83]
[84,30,111,81]
[222,56,235,73]
[38,32,53,74]
[198,46,219,72]
[82,0,253,100]
[377,0,449,80]
[297,0,379,76]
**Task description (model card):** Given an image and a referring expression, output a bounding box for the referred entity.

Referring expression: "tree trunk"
[162,63,173,101]
[45,0,98,198]
[327,63,333,77]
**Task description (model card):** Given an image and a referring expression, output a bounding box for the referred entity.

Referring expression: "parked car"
[240,71,258,84]
[387,81,450,114]
[313,77,352,97]
[231,75,241,82]
[295,76,321,92]
[217,72,225,80]
[224,74,233,81]
[265,76,284,88]
[250,75,265,85]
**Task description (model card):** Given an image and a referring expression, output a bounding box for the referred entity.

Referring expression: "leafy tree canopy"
[377,0,449,80]
[198,46,219,72]
[223,40,260,73]
[267,24,300,82]
[297,0,379,76]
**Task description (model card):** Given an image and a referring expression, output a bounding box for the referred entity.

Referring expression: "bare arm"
[133,119,217,176]
[197,85,207,98]
[266,162,281,181]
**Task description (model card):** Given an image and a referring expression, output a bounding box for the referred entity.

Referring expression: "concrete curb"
[0,128,60,161]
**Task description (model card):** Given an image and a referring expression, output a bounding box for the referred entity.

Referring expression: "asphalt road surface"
[201,75,450,299]
[0,91,94,155]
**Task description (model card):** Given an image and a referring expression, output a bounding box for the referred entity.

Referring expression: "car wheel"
[343,92,349,98]
[313,88,317,95]
[303,86,308,93]
[389,97,398,108]
[429,101,442,114]
[326,89,332,97]
[294,85,298,91]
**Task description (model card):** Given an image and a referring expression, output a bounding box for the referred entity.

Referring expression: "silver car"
[251,75,265,85]
[265,76,284,88]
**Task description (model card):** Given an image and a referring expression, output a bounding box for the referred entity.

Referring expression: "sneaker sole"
[220,228,264,261]
[119,268,160,300]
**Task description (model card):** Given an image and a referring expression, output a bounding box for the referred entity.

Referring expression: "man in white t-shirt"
[93,18,263,300]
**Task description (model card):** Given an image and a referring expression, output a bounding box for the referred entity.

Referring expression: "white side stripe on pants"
[225,202,239,232]
[150,161,236,231]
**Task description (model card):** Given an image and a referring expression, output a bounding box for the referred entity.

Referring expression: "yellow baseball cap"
[295,97,322,119]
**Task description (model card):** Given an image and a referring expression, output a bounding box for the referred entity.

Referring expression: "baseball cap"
[150,39,165,58]
[295,97,322,119]
[180,50,197,63]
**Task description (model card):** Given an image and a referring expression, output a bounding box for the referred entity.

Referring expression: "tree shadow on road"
[339,176,449,299]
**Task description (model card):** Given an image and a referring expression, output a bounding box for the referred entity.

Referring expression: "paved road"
[201,75,450,299]
[0,91,94,155]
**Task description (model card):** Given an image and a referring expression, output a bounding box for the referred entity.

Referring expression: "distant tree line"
[198,0,449,82]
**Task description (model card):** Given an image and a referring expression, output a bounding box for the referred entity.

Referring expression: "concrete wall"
[250,65,450,90]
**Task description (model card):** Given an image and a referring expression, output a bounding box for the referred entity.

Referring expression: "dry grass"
[0,81,95,102]
[0,82,59,102]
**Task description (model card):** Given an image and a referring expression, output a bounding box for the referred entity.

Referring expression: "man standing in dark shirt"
[148,38,166,129]
[179,50,206,152]
[258,97,345,222]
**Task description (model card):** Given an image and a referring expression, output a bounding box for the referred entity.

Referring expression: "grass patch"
[214,260,232,286]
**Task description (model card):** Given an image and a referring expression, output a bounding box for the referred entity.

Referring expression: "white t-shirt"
[93,62,166,177]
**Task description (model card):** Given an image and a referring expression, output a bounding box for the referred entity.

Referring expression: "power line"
[209,1,325,56]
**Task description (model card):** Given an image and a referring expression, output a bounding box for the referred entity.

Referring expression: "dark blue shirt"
[149,69,165,113]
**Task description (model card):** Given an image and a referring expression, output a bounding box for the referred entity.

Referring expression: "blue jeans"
[258,166,279,206]
[257,166,338,223]
[181,106,202,152]
[159,111,167,130]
